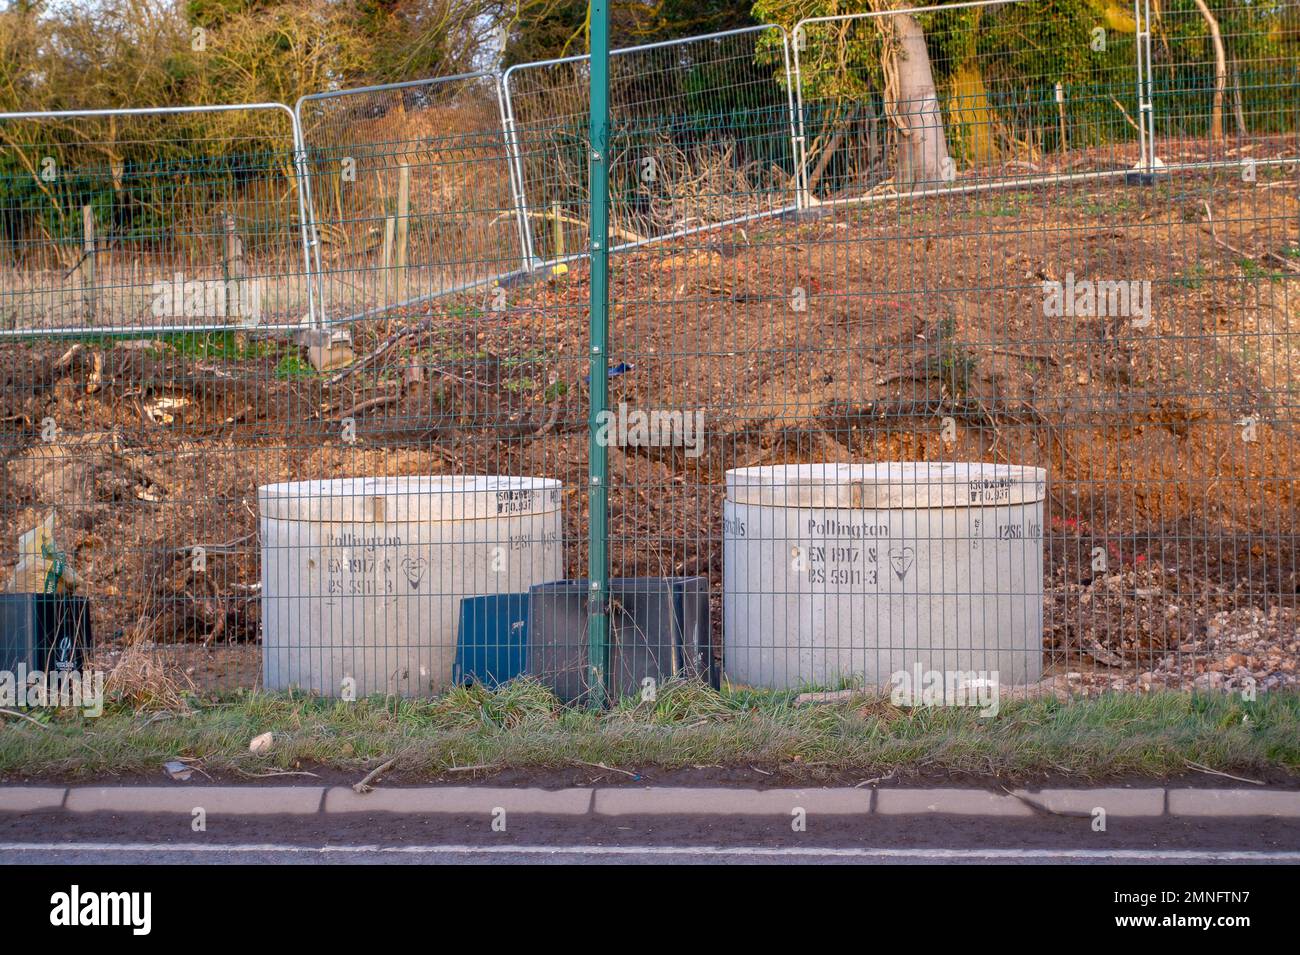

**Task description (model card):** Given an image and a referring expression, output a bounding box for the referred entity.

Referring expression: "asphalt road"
[4,809,1299,864]
[4,842,1300,864]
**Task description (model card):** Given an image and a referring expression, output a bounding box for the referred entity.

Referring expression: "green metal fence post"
[586,0,612,708]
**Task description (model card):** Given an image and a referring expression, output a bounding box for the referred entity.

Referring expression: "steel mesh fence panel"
[794,0,1145,205]
[284,76,586,700]
[0,98,583,697]
[296,73,528,326]
[0,105,314,337]
[1148,0,1300,167]
[0,105,316,695]
[603,159,1297,700]
[600,10,1297,701]
[503,25,801,267]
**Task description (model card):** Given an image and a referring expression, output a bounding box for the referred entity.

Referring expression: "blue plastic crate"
[453,593,529,688]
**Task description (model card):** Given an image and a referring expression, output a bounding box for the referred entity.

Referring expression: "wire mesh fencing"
[0,105,316,337]
[503,25,801,268]
[592,0,1299,701]
[0,95,591,699]
[601,123,1297,702]
[793,0,1147,206]
[0,3,1297,711]
[1149,0,1300,169]
[296,73,529,327]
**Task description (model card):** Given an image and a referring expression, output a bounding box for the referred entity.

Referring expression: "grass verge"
[3,682,1299,783]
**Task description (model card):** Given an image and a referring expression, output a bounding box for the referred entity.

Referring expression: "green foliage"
[502,0,757,66]
[0,0,494,119]
[164,331,274,360]
[274,352,318,379]
[934,315,977,399]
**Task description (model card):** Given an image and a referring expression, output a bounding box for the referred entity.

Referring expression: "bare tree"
[1191,0,1227,142]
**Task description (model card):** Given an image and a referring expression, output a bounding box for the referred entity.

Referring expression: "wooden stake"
[1230,60,1247,137]
[395,164,410,274]
[81,205,96,323]
[1055,83,1068,155]
[381,215,396,310]
[221,212,245,322]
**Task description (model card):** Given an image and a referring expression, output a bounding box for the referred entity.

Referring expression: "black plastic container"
[526,577,715,703]
[0,593,92,674]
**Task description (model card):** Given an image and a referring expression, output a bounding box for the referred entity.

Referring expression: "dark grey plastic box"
[0,593,92,674]
[526,577,715,703]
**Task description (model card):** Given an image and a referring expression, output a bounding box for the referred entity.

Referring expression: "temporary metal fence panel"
[1146,0,1300,171]
[295,72,528,326]
[793,0,1147,207]
[0,104,316,337]
[503,25,801,268]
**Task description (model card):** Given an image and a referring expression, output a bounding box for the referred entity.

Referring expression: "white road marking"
[2,842,1299,862]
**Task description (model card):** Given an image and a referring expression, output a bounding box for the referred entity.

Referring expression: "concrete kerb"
[1167,789,1300,818]
[323,786,592,815]
[1009,788,1166,818]
[876,788,1035,817]
[65,786,326,815]
[2,786,1299,819]
[592,787,871,816]
[0,787,68,813]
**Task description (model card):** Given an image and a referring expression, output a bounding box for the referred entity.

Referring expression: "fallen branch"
[333,393,401,421]
[54,343,85,373]
[173,534,253,556]
[534,393,562,436]
[1202,201,1300,274]
[352,756,399,794]
[855,771,896,789]
[235,768,321,779]
[1184,760,1264,785]
[0,708,48,729]
[577,760,638,778]
[794,689,858,705]
[508,207,645,246]
[981,346,1060,366]
[326,318,434,387]
[1109,96,1142,134]
[1263,249,1300,274]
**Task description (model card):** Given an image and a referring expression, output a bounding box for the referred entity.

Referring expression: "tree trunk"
[888,13,954,187]
[1192,0,1227,142]
[806,103,859,197]
[1230,59,1247,136]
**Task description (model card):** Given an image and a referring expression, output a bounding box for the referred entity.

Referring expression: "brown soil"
[2,161,1297,694]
